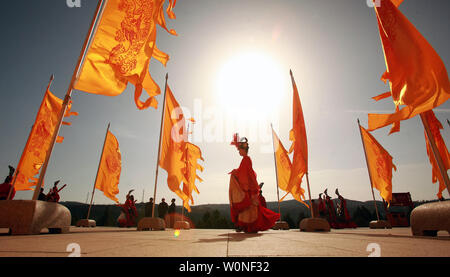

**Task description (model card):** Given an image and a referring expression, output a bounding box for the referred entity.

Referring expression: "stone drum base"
[410,200,450,237]
[369,220,392,229]
[272,221,290,230]
[137,217,166,231]
[0,200,71,235]
[76,219,96,227]
[299,217,331,232]
[174,220,190,230]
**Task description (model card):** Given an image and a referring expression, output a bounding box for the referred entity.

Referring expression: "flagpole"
[6,170,19,201]
[8,75,55,200]
[305,173,314,218]
[270,124,282,219]
[357,119,381,221]
[32,0,107,200]
[420,113,450,196]
[152,73,169,218]
[86,123,110,220]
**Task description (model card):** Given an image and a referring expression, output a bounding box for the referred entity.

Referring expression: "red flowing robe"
[117,198,138,227]
[325,196,339,228]
[46,187,60,202]
[337,195,357,228]
[229,156,279,233]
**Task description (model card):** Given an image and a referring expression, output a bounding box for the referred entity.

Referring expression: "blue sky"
[0,0,449,206]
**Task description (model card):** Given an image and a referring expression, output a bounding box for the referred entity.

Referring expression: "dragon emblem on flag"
[108,0,154,75]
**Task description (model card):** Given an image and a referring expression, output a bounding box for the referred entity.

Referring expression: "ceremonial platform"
[0,227,448,257]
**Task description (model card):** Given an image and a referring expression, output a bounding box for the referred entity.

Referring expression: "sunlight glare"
[216,52,287,120]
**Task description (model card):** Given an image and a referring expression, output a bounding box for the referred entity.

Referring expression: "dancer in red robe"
[324,189,340,228]
[46,180,63,202]
[335,189,357,228]
[258,183,267,208]
[318,193,327,218]
[229,134,279,233]
[117,190,138,227]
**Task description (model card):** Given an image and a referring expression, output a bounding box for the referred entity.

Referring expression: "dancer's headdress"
[230,133,249,151]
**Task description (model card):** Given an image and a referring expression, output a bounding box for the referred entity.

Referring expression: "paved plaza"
[0,227,449,257]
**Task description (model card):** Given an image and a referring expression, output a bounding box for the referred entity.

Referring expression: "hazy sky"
[0,0,449,206]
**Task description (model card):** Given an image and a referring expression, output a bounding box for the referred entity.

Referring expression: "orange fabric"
[360,125,397,203]
[422,110,450,199]
[368,0,450,133]
[159,85,189,203]
[287,71,308,199]
[271,128,307,206]
[95,130,121,203]
[181,142,204,212]
[74,0,177,110]
[14,90,76,191]
[391,0,404,7]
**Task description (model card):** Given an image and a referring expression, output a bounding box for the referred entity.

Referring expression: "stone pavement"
[0,227,449,257]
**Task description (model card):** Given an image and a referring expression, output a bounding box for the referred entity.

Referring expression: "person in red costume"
[117,190,138,227]
[318,193,327,219]
[324,188,340,228]
[229,134,280,233]
[335,188,357,228]
[258,183,267,208]
[0,166,15,200]
[46,180,62,202]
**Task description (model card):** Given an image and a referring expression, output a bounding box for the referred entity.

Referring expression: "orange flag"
[272,127,307,206]
[368,0,450,133]
[359,124,397,203]
[95,130,121,203]
[182,142,204,212]
[422,110,450,199]
[159,85,189,203]
[286,70,308,198]
[15,89,77,191]
[73,0,177,110]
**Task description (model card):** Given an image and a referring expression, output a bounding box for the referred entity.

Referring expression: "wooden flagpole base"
[369,220,391,229]
[272,221,290,230]
[299,217,330,232]
[0,200,71,235]
[75,219,96,228]
[410,200,450,237]
[174,220,190,230]
[137,217,165,231]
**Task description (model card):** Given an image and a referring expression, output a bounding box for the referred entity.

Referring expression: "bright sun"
[216,52,287,120]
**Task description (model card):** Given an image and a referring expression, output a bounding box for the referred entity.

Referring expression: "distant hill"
[61,198,434,229]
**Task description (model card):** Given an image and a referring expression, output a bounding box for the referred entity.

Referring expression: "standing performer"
[229,134,279,233]
[117,190,138,227]
[323,189,339,228]
[318,193,327,219]
[258,183,267,208]
[168,198,176,228]
[335,189,357,228]
[0,166,15,200]
[46,180,64,202]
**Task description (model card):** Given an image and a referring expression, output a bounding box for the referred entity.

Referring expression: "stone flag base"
[0,200,71,235]
[174,220,190,230]
[299,217,331,232]
[410,200,450,237]
[369,220,392,229]
[137,217,165,231]
[75,219,96,227]
[272,221,290,230]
